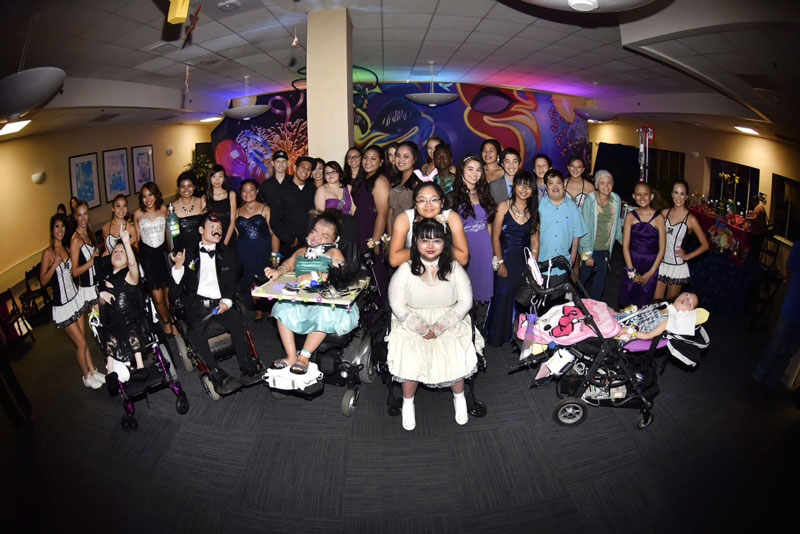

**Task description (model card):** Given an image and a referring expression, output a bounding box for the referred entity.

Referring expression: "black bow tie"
[200,247,215,258]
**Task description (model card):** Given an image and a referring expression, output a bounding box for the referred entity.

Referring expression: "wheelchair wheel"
[175,392,190,415]
[467,398,487,418]
[359,344,376,384]
[636,412,654,430]
[552,397,588,426]
[200,374,221,401]
[341,388,358,417]
[174,333,193,373]
[121,415,139,432]
[270,389,286,400]
[159,343,179,381]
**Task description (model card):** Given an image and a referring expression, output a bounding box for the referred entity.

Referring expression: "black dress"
[100,268,149,363]
[236,209,272,309]
[175,214,203,253]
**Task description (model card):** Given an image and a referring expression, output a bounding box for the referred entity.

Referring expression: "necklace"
[510,203,528,218]
[467,188,478,195]
[244,203,256,215]
[179,197,195,213]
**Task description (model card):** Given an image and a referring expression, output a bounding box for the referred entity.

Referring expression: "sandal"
[290,362,308,375]
[272,359,290,370]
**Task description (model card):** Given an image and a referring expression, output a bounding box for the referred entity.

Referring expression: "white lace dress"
[387,261,483,387]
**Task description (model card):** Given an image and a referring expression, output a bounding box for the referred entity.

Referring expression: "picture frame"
[69,152,101,208]
[102,148,130,200]
[131,145,155,192]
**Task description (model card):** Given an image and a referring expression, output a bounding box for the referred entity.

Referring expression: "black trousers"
[185,299,250,373]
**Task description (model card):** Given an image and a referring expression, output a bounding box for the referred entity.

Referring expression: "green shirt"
[594,202,614,251]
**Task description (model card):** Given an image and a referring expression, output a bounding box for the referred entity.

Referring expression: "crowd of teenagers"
[45,138,720,430]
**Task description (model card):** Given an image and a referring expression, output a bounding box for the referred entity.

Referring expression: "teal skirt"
[273,301,359,335]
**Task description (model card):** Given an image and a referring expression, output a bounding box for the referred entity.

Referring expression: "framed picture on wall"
[102,148,130,199]
[131,145,155,192]
[69,152,101,208]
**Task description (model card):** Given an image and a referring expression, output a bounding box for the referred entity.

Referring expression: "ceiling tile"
[516,26,569,42]
[382,14,432,29]
[82,14,142,43]
[192,20,233,43]
[115,49,156,68]
[240,26,292,44]
[353,29,382,42]
[116,0,166,24]
[485,3,537,24]
[474,19,528,36]
[235,53,276,67]
[383,0,436,14]
[164,46,211,62]
[425,29,471,43]
[385,28,427,41]
[349,14,382,29]
[504,36,549,53]
[115,25,163,49]
[155,63,189,77]
[466,32,510,46]
[532,19,582,33]
[134,56,177,72]
[558,34,606,52]
[575,27,620,44]
[219,7,277,32]
[429,14,481,31]
[537,43,579,58]
[648,39,699,58]
[680,34,737,55]
[200,34,250,52]
[435,0,493,17]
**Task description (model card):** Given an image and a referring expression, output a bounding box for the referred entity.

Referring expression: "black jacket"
[259,175,293,207]
[270,179,317,249]
[169,242,237,309]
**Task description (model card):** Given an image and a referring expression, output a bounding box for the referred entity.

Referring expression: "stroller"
[509,256,660,429]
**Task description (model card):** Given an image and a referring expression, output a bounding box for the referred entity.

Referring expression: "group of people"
[45,137,715,430]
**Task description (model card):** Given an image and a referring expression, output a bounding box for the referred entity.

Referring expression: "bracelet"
[625,267,638,280]
[492,256,504,271]
[271,252,283,261]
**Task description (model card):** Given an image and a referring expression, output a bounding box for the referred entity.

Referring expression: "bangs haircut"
[409,218,454,281]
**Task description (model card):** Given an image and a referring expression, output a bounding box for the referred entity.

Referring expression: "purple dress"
[324,186,353,214]
[462,203,493,302]
[353,182,389,308]
[619,210,661,308]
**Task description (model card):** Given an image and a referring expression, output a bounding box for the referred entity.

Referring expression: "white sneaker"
[401,397,416,431]
[92,368,106,384]
[82,374,102,390]
[453,392,468,425]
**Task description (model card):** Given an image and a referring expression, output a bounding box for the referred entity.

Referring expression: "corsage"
[625,267,638,280]
[492,256,504,271]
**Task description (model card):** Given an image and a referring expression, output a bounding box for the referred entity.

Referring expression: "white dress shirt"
[172,242,232,308]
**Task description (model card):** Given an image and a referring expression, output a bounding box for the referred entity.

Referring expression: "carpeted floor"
[2,258,799,534]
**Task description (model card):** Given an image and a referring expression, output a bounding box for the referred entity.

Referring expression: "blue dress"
[484,211,531,347]
[236,211,271,310]
[272,255,360,336]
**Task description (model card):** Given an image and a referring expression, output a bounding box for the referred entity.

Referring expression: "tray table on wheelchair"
[251,273,367,307]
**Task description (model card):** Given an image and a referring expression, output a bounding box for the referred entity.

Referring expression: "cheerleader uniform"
[76,233,99,307]
[50,257,89,328]
[658,209,691,285]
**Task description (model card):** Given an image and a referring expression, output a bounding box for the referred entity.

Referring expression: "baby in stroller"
[615,292,699,341]
[98,230,147,382]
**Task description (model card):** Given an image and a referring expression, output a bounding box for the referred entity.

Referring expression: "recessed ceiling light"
[0,120,31,136]
[735,126,758,135]
[200,116,223,122]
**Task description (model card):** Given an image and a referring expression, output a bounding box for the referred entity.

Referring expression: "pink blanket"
[517,299,622,345]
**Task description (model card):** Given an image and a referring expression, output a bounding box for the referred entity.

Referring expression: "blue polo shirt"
[538,196,587,274]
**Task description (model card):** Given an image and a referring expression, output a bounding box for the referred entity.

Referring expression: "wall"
[0,122,213,290]
[589,120,800,215]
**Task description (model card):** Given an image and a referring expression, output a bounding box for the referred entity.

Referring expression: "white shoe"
[92,368,106,384]
[453,392,468,425]
[82,374,102,390]
[401,397,416,431]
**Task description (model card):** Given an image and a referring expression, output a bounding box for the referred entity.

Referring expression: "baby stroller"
[509,256,659,429]
[260,250,380,417]
[93,288,189,432]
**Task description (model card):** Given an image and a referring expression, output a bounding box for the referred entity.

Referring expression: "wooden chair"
[19,263,51,321]
[1,289,35,346]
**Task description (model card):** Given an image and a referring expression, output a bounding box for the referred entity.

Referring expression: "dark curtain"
[592,142,639,203]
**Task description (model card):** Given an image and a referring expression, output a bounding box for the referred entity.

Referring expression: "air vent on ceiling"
[89,114,120,122]
[736,74,779,91]
[149,42,180,55]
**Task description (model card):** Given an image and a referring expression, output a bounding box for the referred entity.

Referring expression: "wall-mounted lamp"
[166,147,174,156]
[31,171,46,184]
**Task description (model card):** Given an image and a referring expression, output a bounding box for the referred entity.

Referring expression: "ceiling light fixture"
[0,120,31,136]
[405,61,459,108]
[223,75,270,121]
[574,82,617,123]
[200,116,223,122]
[568,0,598,11]
[735,126,758,135]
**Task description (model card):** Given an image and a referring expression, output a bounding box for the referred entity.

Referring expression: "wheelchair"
[171,298,266,401]
[261,249,381,417]
[94,291,189,431]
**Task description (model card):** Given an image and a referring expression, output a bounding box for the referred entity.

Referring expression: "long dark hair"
[384,142,399,176]
[239,178,263,206]
[510,172,540,235]
[50,213,67,249]
[139,181,164,211]
[205,164,228,205]
[391,141,421,189]
[74,200,98,247]
[342,146,363,186]
[452,155,496,224]
[354,145,387,195]
[410,218,453,281]
[481,139,502,162]
[424,136,444,164]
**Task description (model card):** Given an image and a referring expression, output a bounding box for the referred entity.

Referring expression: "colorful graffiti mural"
[211,82,589,189]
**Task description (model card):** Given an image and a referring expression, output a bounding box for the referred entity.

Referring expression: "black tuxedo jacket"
[169,242,237,308]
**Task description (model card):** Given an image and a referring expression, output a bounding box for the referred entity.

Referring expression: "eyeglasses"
[347,154,362,161]
[415,197,442,206]
[324,170,339,177]
[419,238,444,246]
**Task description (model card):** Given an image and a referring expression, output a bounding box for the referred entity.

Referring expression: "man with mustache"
[170,213,262,395]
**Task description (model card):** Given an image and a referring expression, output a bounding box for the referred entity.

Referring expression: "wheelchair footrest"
[263,363,324,392]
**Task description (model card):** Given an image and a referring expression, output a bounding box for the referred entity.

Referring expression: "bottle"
[167,203,180,249]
